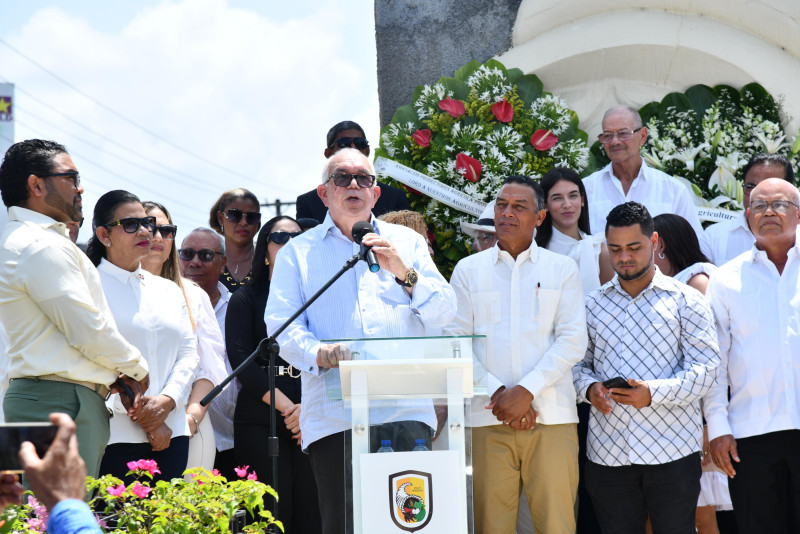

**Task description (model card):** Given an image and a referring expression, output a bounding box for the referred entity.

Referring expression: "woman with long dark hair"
[89,190,199,482]
[209,188,261,292]
[535,167,613,293]
[226,215,320,533]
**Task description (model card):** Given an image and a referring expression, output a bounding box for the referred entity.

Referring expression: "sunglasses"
[155,224,177,240]
[178,248,223,262]
[327,173,376,188]
[223,208,261,226]
[105,217,156,234]
[269,231,302,245]
[39,171,81,188]
[333,136,369,150]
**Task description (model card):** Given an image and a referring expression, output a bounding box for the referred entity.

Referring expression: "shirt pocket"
[472,291,501,331]
[532,288,560,333]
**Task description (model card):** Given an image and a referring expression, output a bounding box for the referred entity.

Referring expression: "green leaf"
[437,76,470,100]
[638,102,661,126]
[684,84,716,120]
[390,105,419,126]
[453,60,481,83]
[505,67,524,83]
[658,92,693,115]
[516,75,543,106]
[483,58,508,74]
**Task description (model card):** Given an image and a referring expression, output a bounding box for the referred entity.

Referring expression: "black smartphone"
[602,376,634,389]
[0,422,58,474]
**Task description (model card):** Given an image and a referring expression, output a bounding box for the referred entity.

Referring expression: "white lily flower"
[714,152,746,174]
[643,151,666,170]
[665,143,710,172]
[708,166,743,209]
[754,131,788,154]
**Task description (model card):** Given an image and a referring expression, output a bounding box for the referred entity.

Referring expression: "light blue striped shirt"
[265,214,457,448]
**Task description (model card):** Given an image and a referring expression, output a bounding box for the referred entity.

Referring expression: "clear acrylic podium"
[323,335,486,534]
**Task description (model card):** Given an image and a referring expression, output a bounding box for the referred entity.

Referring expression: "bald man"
[705,178,800,533]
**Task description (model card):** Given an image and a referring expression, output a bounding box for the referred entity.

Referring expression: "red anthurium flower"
[492,99,514,123]
[412,129,431,148]
[404,185,423,196]
[531,129,558,151]
[456,153,482,182]
[438,98,465,118]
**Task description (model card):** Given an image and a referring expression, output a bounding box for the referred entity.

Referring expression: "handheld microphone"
[352,221,380,273]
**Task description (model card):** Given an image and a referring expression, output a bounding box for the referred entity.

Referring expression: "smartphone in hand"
[0,422,58,474]
[602,376,634,390]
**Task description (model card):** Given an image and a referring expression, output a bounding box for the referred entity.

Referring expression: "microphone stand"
[201,250,364,524]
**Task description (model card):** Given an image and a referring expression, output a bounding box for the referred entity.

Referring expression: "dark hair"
[326,121,366,148]
[249,215,300,289]
[0,139,68,208]
[535,167,591,248]
[296,217,320,231]
[208,188,260,234]
[653,214,709,274]
[502,175,545,211]
[142,201,181,283]
[741,153,795,185]
[605,201,654,236]
[86,190,142,266]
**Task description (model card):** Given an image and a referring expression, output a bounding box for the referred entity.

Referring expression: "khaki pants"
[4,378,110,479]
[472,423,578,534]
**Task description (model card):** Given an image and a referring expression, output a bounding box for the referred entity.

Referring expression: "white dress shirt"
[98,259,198,444]
[705,245,800,441]
[445,241,587,427]
[207,281,238,452]
[265,215,457,449]
[184,282,227,386]
[699,212,753,266]
[0,207,148,386]
[583,160,703,237]
[574,269,720,466]
[547,228,604,295]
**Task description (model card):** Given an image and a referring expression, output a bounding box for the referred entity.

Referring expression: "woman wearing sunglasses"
[209,188,261,292]
[86,190,199,482]
[141,201,228,479]
[226,215,321,533]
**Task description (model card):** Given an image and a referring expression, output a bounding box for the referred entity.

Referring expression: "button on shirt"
[705,245,800,441]
[445,242,587,427]
[573,269,720,466]
[0,207,148,386]
[583,160,703,237]
[265,215,457,449]
[98,259,198,443]
[699,212,753,266]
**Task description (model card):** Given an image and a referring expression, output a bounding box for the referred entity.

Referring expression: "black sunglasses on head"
[105,217,156,234]
[178,248,222,262]
[333,136,369,150]
[269,231,302,245]
[223,208,261,226]
[155,224,177,240]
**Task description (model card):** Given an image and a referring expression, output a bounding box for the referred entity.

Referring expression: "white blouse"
[547,227,604,295]
[674,262,716,286]
[98,259,199,444]
[184,282,227,387]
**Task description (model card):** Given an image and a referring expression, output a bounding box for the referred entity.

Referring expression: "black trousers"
[234,412,321,533]
[99,436,190,484]
[306,421,432,534]
[585,453,701,534]
[728,429,800,534]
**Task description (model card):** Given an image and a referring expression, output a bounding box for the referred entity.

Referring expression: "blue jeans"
[585,453,701,534]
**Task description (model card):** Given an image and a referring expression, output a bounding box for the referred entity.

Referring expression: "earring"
[658,251,665,259]
[105,242,111,247]
[264,258,270,266]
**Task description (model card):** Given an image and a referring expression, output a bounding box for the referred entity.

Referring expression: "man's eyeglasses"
[269,231,302,245]
[39,171,80,188]
[105,217,156,234]
[178,248,223,262]
[327,173,376,188]
[597,128,643,143]
[224,208,261,226]
[749,199,799,214]
[333,137,369,150]
[475,232,496,245]
[155,224,178,240]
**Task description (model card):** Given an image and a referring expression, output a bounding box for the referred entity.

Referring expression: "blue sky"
[0,0,379,242]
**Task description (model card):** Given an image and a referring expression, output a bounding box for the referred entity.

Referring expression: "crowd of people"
[0,107,798,534]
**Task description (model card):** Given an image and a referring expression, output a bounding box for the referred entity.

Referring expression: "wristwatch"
[395,267,419,288]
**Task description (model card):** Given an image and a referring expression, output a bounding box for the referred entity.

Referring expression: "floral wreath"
[375,59,593,276]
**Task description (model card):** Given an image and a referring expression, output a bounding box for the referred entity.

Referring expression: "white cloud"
[0,0,379,242]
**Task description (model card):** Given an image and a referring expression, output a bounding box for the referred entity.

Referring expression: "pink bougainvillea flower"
[107,484,126,497]
[129,482,151,499]
[211,469,221,477]
[530,129,559,151]
[126,459,161,476]
[438,98,465,118]
[456,153,482,182]
[247,471,258,481]
[492,99,514,123]
[412,129,431,148]
[126,461,138,471]
[234,465,249,478]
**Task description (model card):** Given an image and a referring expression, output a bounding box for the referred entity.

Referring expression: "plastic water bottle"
[412,439,428,452]
[377,440,394,453]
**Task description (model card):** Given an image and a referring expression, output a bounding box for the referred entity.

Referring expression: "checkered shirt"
[573,269,720,466]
